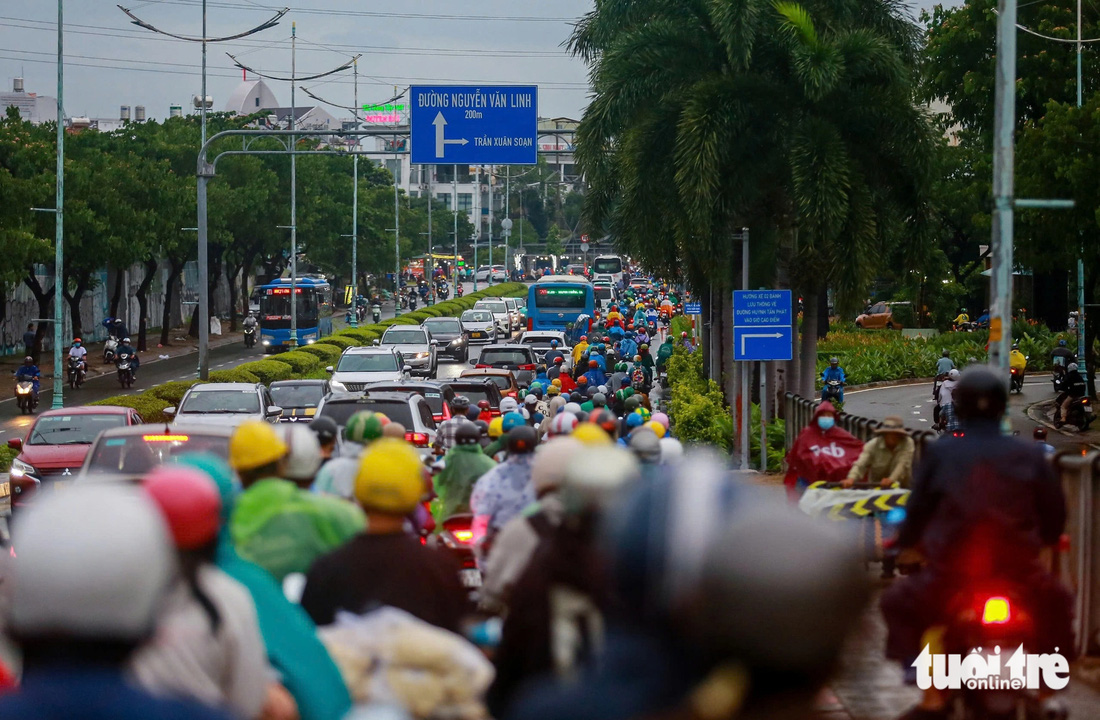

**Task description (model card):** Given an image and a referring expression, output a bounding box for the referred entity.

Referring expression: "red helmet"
[589,359,598,368]
[681,331,688,338]
[143,466,222,551]
[553,356,564,364]
[580,335,588,342]
[478,399,491,409]
[578,376,588,385]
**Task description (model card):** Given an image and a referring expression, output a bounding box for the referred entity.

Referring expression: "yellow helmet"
[355,438,425,514]
[646,420,667,438]
[488,416,505,439]
[571,423,612,446]
[229,421,288,471]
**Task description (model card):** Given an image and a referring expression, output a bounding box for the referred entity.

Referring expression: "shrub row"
[87,282,528,422]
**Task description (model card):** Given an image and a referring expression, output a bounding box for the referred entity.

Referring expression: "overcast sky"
[1,0,943,123]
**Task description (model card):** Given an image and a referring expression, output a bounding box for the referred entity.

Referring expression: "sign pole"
[740,228,750,470]
[760,360,767,471]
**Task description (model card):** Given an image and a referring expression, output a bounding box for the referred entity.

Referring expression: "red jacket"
[783,401,863,502]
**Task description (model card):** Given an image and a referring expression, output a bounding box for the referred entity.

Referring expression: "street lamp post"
[52,0,64,409]
[452,165,459,292]
[487,165,494,283]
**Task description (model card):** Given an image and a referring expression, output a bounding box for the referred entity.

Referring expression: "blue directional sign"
[684,301,701,315]
[410,85,538,165]
[734,290,793,361]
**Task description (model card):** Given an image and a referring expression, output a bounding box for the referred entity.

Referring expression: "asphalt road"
[842,374,1096,450]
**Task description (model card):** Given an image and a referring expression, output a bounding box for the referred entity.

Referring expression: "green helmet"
[345,410,387,444]
[625,396,642,411]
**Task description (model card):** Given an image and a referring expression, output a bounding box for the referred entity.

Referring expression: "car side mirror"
[372,339,380,346]
[7,438,22,451]
[468,358,477,365]
[266,405,283,418]
[325,366,334,373]
[163,407,176,417]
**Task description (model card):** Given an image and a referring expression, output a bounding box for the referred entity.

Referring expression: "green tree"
[570,0,935,395]
[545,224,565,256]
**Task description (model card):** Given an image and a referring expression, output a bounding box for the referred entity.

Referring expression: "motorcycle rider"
[975,307,991,328]
[15,355,41,396]
[242,310,257,332]
[67,338,87,385]
[434,396,473,454]
[1052,338,1075,372]
[821,356,846,403]
[952,307,969,329]
[881,366,1073,720]
[0,486,237,720]
[300,438,467,632]
[937,368,961,432]
[116,336,139,378]
[470,425,539,550]
[1009,343,1027,375]
[433,422,497,523]
[679,331,694,352]
[841,416,914,489]
[1054,362,1088,427]
[935,349,953,376]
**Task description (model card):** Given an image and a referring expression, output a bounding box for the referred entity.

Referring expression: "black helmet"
[309,416,338,445]
[953,366,1007,423]
[23,356,33,365]
[451,395,471,412]
[506,425,538,454]
[586,386,598,398]
[455,421,481,446]
[592,392,607,408]
[465,406,481,422]
[942,349,950,357]
[474,420,490,437]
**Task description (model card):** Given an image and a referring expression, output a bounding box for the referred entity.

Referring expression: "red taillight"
[527,317,533,331]
[507,391,517,398]
[982,596,1011,625]
[405,431,430,447]
[587,318,593,332]
[519,364,535,371]
[475,363,490,369]
[433,414,443,422]
[452,529,474,544]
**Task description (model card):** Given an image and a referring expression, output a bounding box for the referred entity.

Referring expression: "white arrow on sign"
[433,112,469,158]
[741,332,783,354]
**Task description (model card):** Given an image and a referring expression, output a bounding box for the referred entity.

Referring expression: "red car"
[6,406,143,511]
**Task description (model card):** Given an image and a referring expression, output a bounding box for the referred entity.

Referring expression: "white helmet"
[659,437,684,464]
[499,397,519,414]
[279,423,323,481]
[947,368,960,380]
[7,485,176,641]
[547,412,579,438]
[532,437,583,494]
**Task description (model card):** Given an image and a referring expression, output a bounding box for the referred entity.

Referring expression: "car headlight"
[306,339,316,345]
[10,458,35,478]
[261,340,271,346]
[450,338,462,346]
[330,380,347,392]
[414,352,429,359]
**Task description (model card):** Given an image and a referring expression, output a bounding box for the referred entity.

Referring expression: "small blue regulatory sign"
[734,290,792,361]
[410,86,538,165]
[684,302,701,315]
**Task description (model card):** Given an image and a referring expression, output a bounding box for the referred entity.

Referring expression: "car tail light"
[587,318,593,332]
[519,364,535,371]
[452,529,474,544]
[405,432,430,447]
[143,434,190,442]
[475,364,490,369]
[981,596,1011,625]
[433,414,444,423]
[507,391,517,398]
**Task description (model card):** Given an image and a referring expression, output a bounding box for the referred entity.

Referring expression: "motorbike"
[456,284,464,298]
[1052,364,1067,393]
[1010,362,1026,393]
[823,379,844,406]
[243,325,257,348]
[408,294,418,311]
[432,514,481,592]
[371,303,382,324]
[1062,396,1094,430]
[116,353,135,389]
[67,356,85,389]
[14,379,38,414]
[102,335,118,364]
[953,321,977,332]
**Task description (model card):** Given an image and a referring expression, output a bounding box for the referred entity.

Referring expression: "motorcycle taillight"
[982,596,1011,625]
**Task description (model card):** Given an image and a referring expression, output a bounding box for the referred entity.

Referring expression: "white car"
[474,298,513,336]
[327,346,406,393]
[593,281,616,311]
[165,383,282,428]
[518,331,572,370]
[491,265,507,281]
[379,326,438,377]
[460,309,498,344]
[503,297,523,329]
[474,266,492,282]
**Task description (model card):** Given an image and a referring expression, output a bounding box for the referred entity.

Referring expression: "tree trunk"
[161,259,183,346]
[23,268,54,359]
[109,270,124,319]
[62,274,90,341]
[817,287,829,339]
[227,265,240,334]
[135,258,157,352]
[1086,274,1099,400]
[799,291,820,399]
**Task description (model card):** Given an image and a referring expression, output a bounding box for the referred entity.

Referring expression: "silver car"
[76,424,234,485]
[380,326,438,377]
[328,346,406,392]
[460,309,498,344]
[165,383,282,428]
[474,298,513,336]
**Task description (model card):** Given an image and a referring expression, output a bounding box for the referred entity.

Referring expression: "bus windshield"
[532,285,589,310]
[592,257,622,274]
[260,290,319,328]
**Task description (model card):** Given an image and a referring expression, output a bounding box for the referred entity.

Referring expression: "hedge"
[145,379,204,405]
[208,368,261,384]
[317,336,355,350]
[88,393,173,424]
[299,344,344,363]
[336,329,380,345]
[0,445,17,473]
[273,350,320,374]
[237,359,295,384]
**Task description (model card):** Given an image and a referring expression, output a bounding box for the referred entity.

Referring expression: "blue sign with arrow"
[410,85,538,165]
[684,302,701,315]
[733,290,792,361]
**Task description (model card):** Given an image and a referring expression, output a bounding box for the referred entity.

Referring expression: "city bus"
[258,276,333,351]
[526,275,595,333]
[591,254,624,286]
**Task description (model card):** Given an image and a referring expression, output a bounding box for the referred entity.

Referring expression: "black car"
[446,379,504,415]
[362,379,456,423]
[421,317,469,362]
[269,379,330,423]
[315,390,438,452]
[471,343,538,386]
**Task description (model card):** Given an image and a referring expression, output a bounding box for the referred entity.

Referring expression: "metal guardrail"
[784,391,1100,656]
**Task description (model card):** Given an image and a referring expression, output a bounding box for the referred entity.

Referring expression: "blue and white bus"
[526,275,595,333]
[259,276,333,351]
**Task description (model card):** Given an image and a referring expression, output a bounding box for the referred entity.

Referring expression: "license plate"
[471,331,483,338]
[52,480,71,491]
[460,568,482,588]
[0,482,8,498]
[1086,406,1094,414]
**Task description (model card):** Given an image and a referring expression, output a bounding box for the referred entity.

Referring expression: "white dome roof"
[224,79,279,115]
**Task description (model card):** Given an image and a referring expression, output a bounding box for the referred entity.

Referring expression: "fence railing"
[783,391,1100,656]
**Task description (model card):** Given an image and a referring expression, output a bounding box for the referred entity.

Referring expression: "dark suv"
[471,343,538,385]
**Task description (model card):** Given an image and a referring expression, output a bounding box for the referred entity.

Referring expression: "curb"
[1025,398,1100,449]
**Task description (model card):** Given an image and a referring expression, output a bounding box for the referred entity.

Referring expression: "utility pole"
[52,0,64,409]
[473,165,480,292]
[453,165,458,291]
[427,165,433,303]
[288,22,298,346]
[349,60,359,328]
[1076,0,1088,379]
[504,166,510,276]
[393,153,400,316]
[488,165,494,280]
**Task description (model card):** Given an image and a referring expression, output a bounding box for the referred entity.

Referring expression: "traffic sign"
[410,86,538,165]
[734,290,792,361]
[684,302,701,315]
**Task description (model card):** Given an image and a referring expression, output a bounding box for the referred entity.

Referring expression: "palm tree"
[570,0,935,396]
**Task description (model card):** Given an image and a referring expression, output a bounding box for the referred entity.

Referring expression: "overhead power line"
[136,0,575,23]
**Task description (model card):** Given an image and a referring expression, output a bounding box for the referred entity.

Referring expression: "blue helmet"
[1059,339,1068,347]
[502,412,527,432]
[626,412,645,429]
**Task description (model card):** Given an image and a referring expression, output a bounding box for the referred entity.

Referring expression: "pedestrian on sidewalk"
[22,323,36,361]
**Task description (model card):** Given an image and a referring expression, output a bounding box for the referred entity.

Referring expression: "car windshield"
[594,286,613,300]
[319,399,420,429]
[481,349,530,366]
[480,375,513,391]
[383,329,427,344]
[423,318,461,333]
[522,336,558,347]
[180,389,260,414]
[270,384,324,409]
[449,384,494,406]
[85,432,229,476]
[28,414,128,446]
[336,353,399,372]
[478,301,507,313]
[462,310,493,323]
[365,386,446,414]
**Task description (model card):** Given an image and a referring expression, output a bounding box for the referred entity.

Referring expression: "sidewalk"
[1026,398,1100,448]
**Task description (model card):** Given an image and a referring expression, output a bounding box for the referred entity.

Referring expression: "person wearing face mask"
[782,401,863,502]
